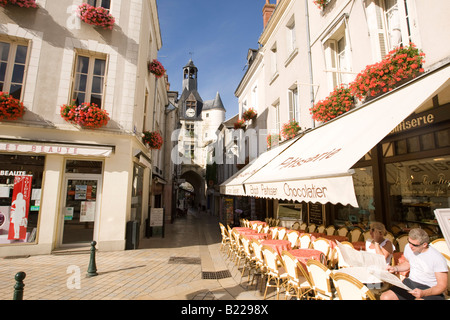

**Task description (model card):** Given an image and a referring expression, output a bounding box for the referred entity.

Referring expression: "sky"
[157,0,266,120]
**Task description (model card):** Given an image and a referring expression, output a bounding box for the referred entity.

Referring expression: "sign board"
[8,175,32,240]
[308,203,325,225]
[434,208,450,252]
[150,208,164,227]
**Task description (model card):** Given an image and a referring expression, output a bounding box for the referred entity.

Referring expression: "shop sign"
[8,175,32,240]
[0,142,113,157]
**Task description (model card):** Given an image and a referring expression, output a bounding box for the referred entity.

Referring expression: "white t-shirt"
[404,244,448,287]
[365,239,394,264]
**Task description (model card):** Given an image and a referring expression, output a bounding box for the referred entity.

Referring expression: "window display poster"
[64,207,74,221]
[75,185,87,200]
[80,201,96,222]
[8,175,32,240]
[0,206,10,232]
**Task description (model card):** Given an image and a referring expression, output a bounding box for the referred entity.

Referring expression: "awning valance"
[242,64,450,207]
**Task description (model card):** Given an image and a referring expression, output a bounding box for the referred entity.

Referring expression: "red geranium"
[0,0,37,8]
[0,92,25,121]
[242,107,257,121]
[77,3,115,30]
[142,131,163,150]
[234,119,246,130]
[310,85,354,123]
[313,0,329,10]
[350,43,425,101]
[281,120,301,140]
[60,102,109,128]
[148,59,166,78]
[267,133,280,149]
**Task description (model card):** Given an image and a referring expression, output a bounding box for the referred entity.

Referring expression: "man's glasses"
[408,240,423,247]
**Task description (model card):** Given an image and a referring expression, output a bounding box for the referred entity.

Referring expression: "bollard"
[86,241,98,277]
[13,272,26,300]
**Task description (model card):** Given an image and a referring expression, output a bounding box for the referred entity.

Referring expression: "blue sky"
[157,0,265,119]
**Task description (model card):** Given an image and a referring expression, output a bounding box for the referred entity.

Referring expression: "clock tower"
[180,59,203,120]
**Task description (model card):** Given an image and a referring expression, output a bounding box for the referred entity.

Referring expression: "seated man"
[381,228,448,300]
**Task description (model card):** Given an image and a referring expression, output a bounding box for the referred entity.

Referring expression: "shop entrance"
[60,174,102,245]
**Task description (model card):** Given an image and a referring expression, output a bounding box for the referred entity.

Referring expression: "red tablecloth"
[250,220,267,226]
[245,233,269,241]
[288,248,326,267]
[261,239,292,256]
[352,241,366,251]
[233,227,258,236]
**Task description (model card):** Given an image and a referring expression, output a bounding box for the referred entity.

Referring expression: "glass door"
[61,175,101,245]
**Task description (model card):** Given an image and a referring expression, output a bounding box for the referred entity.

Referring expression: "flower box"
[281,120,301,140]
[60,102,109,128]
[0,0,37,8]
[242,107,257,121]
[350,44,425,101]
[77,3,115,30]
[0,92,25,121]
[310,85,354,123]
[313,0,330,10]
[142,131,163,150]
[148,59,166,78]
[234,119,246,130]
[267,133,280,149]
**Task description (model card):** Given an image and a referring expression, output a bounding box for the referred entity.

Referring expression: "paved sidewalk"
[0,210,273,300]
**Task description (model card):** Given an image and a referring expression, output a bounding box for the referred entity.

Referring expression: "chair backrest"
[241,236,252,257]
[291,222,301,230]
[325,225,336,236]
[271,227,279,240]
[337,226,349,237]
[349,227,363,242]
[282,251,312,286]
[262,224,270,234]
[333,242,354,269]
[385,231,395,244]
[316,225,326,234]
[299,233,312,249]
[431,238,450,259]
[312,238,331,260]
[395,234,409,252]
[306,259,333,299]
[262,245,283,274]
[331,272,376,300]
[256,224,263,233]
[308,223,317,233]
[277,227,287,240]
[362,230,371,242]
[300,222,307,231]
[286,230,300,248]
[251,240,264,266]
[390,224,402,236]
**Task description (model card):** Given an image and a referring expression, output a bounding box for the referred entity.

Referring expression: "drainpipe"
[305,0,315,129]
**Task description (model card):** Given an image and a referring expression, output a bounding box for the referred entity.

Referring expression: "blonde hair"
[370,222,387,236]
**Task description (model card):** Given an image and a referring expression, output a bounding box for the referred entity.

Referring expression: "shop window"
[87,0,111,10]
[436,128,449,148]
[65,160,103,174]
[386,156,450,237]
[421,133,435,151]
[0,154,45,244]
[334,167,375,228]
[0,40,29,100]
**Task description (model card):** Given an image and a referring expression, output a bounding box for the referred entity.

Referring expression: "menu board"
[150,208,164,227]
[308,203,325,225]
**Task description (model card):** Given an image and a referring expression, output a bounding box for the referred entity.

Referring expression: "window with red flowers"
[0,40,29,100]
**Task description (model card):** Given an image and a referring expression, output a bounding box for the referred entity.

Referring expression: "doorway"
[60,174,102,246]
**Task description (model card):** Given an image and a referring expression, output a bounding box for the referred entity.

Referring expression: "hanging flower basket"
[0,92,25,121]
[349,43,425,101]
[148,59,166,78]
[313,0,330,10]
[142,131,163,150]
[234,119,246,130]
[310,85,354,123]
[0,0,37,8]
[281,120,301,140]
[60,102,109,128]
[77,3,115,30]
[242,107,257,121]
[267,133,280,149]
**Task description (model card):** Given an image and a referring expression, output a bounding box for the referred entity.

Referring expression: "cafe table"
[288,248,326,267]
[232,227,258,236]
[260,239,292,256]
[245,233,269,241]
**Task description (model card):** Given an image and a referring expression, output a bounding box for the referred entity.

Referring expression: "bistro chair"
[262,224,270,234]
[291,222,301,230]
[316,224,326,234]
[325,225,336,236]
[256,224,264,233]
[307,223,317,233]
[306,259,335,300]
[262,245,288,300]
[271,227,279,240]
[227,225,237,259]
[395,234,409,252]
[277,227,287,240]
[312,238,332,266]
[336,226,349,237]
[219,223,231,252]
[348,227,363,242]
[331,241,354,269]
[431,238,450,259]
[250,240,267,290]
[232,231,246,267]
[299,222,307,231]
[281,251,314,300]
[362,230,371,242]
[240,236,257,282]
[286,230,300,249]
[390,224,403,236]
[299,233,312,249]
[331,272,376,300]
[385,231,395,245]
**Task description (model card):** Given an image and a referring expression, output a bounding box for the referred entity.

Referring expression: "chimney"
[262,0,277,29]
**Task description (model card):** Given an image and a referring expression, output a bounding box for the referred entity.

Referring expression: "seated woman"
[365,222,394,265]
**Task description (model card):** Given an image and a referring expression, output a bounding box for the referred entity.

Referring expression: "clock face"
[186,108,195,117]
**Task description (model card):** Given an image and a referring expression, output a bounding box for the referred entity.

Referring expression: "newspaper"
[336,241,412,291]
